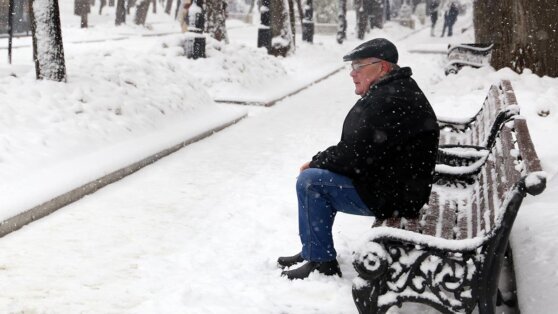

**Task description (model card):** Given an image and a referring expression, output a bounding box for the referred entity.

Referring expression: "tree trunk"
[206,0,229,42]
[127,0,136,14]
[152,0,156,12]
[134,0,150,24]
[355,0,366,39]
[30,0,67,81]
[174,0,181,18]
[369,0,383,29]
[115,0,126,24]
[336,0,347,43]
[74,0,90,27]
[164,0,172,14]
[286,0,295,46]
[474,0,558,77]
[248,0,255,14]
[294,0,303,26]
[99,0,107,14]
[269,0,293,56]
[8,0,15,64]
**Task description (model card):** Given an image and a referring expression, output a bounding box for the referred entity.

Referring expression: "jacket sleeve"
[309,100,405,178]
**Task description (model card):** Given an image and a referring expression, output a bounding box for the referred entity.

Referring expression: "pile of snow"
[160,36,289,94]
[0,43,214,182]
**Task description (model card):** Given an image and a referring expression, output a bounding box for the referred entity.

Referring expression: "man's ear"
[380,61,386,74]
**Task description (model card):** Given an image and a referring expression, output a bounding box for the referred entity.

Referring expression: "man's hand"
[300,161,311,172]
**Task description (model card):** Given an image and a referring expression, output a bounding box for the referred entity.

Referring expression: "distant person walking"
[429,0,440,37]
[441,1,459,37]
[178,0,192,32]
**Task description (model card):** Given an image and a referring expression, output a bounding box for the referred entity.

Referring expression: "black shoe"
[281,260,342,280]
[277,252,304,269]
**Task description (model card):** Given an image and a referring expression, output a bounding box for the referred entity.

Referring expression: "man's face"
[350,58,384,96]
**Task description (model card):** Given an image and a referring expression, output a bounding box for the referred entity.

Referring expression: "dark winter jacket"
[309,67,439,219]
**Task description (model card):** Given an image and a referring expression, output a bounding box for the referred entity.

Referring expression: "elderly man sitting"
[278,38,440,280]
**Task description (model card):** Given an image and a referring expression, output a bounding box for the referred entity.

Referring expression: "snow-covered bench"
[352,117,546,314]
[444,43,493,75]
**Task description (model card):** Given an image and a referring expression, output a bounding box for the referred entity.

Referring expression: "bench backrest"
[439,80,519,147]
[376,117,545,242]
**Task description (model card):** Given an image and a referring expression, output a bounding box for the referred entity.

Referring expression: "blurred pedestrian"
[441,1,459,37]
[429,0,440,37]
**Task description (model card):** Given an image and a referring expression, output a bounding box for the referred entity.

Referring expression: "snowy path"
[0,70,390,313]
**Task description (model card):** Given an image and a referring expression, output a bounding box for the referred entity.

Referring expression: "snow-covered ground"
[0,0,557,313]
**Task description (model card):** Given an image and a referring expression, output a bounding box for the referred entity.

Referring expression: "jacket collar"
[363,67,413,98]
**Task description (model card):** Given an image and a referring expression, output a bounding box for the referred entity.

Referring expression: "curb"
[214,65,346,107]
[0,114,247,238]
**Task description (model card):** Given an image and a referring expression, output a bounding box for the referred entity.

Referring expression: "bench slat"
[514,119,543,173]
[440,199,457,239]
[484,160,496,231]
[455,198,471,239]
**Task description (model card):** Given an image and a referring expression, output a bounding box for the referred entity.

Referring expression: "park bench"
[444,43,493,75]
[352,117,546,314]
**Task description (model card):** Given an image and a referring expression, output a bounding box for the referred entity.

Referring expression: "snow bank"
[0,34,250,221]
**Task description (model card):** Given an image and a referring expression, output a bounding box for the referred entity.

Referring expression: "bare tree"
[30,0,67,81]
[127,0,137,14]
[115,0,126,24]
[99,0,107,14]
[286,0,296,45]
[336,0,347,43]
[269,0,294,56]
[74,0,91,27]
[134,0,150,25]
[206,0,229,42]
[474,0,558,77]
[164,0,173,14]
[8,0,15,64]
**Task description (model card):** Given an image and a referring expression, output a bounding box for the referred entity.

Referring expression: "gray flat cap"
[343,38,399,64]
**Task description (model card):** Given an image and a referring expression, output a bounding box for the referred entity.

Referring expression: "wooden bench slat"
[440,199,457,239]
[455,198,471,239]
[477,168,487,235]
[514,119,543,173]
[484,160,496,231]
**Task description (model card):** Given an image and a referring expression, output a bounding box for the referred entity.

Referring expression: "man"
[278,38,439,280]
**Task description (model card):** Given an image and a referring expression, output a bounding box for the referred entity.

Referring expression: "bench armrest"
[437,145,488,166]
[437,116,476,131]
[353,227,486,281]
[434,152,488,186]
[513,118,547,195]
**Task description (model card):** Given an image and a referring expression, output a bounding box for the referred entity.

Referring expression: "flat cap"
[342,38,399,64]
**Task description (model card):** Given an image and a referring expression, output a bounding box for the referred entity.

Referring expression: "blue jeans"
[296,168,375,262]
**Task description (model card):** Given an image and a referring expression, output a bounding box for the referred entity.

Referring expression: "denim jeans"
[296,168,375,262]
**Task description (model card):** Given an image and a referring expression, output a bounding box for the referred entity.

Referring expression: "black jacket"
[309,67,439,219]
